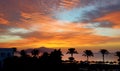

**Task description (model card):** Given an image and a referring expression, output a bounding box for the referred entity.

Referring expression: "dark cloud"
[0,25,13,35]
[91,21,114,28]
[69,0,119,29]
[98,2,120,13]
[0,0,21,22]
[97,21,114,28]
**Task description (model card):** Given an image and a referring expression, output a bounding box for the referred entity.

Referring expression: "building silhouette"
[0,48,15,68]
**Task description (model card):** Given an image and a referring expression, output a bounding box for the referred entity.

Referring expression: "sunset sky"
[0,0,120,52]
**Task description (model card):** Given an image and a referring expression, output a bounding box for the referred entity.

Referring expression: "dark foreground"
[1,62,120,71]
[0,48,120,71]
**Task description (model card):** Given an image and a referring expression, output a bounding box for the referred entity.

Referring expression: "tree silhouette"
[115,51,120,64]
[83,50,94,62]
[100,49,109,63]
[66,48,78,57]
[40,52,49,64]
[31,49,39,57]
[50,49,63,64]
[20,50,27,57]
[66,48,78,61]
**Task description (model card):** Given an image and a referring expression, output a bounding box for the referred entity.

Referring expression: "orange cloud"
[1,30,119,50]
[20,12,92,33]
[21,12,31,19]
[0,18,9,25]
[60,0,80,9]
[94,11,120,28]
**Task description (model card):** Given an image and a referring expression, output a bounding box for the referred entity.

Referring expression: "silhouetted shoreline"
[0,48,120,71]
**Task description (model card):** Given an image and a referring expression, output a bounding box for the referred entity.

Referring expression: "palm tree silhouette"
[100,49,109,63]
[20,50,28,57]
[83,50,94,62]
[66,48,78,61]
[31,49,39,57]
[115,51,120,64]
[66,48,78,57]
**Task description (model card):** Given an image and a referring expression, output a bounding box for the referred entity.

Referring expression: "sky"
[0,0,120,54]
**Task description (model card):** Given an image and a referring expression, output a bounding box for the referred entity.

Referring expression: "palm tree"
[100,49,109,63]
[66,48,78,61]
[83,50,94,62]
[31,49,39,57]
[50,49,63,64]
[66,48,78,57]
[20,50,27,57]
[115,51,120,64]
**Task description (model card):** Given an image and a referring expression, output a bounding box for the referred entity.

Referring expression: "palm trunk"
[87,56,89,62]
[103,54,105,63]
[71,53,73,57]
[119,57,120,65]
